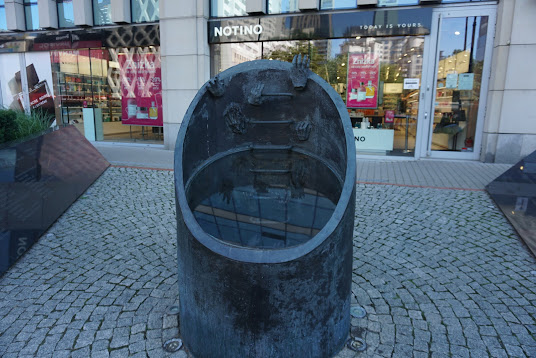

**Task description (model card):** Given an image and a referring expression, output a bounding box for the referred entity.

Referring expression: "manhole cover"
[163,338,183,352]
[167,305,180,315]
[347,337,366,352]
[350,305,367,318]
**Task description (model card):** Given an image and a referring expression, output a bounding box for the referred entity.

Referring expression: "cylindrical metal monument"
[174,58,356,358]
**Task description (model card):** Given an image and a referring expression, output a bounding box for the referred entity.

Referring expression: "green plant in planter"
[0,109,19,144]
[15,110,54,139]
[0,108,54,144]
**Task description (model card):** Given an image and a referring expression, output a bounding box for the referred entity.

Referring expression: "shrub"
[0,109,18,144]
[0,109,54,145]
[15,110,54,140]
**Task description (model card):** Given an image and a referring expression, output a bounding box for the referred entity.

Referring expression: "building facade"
[0,0,534,163]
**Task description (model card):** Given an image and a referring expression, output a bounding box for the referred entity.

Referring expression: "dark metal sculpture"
[174,57,356,357]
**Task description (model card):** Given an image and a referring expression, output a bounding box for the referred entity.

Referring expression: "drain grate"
[163,338,183,352]
[347,337,367,352]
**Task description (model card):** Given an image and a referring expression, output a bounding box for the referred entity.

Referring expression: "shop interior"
[49,47,164,144]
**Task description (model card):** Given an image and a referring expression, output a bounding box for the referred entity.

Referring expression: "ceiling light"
[455,31,460,35]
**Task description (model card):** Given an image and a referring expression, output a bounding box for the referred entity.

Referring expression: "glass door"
[420,7,496,160]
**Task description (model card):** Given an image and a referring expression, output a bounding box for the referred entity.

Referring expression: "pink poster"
[119,53,163,127]
[385,110,395,123]
[346,53,379,109]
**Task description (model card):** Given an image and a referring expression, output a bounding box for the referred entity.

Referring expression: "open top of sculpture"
[174,56,356,357]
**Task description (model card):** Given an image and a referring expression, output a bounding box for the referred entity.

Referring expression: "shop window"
[50,47,163,143]
[57,0,75,28]
[320,0,355,11]
[377,0,418,6]
[212,37,425,157]
[24,0,40,30]
[0,0,6,31]
[268,0,299,14]
[93,0,113,25]
[210,0,246,17]
[131,0,159,23]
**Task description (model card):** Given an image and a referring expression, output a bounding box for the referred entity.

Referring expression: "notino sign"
[214,25,263,37]
[208,8,432,43]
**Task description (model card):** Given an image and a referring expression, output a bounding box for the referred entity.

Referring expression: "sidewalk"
[94,143,511,189]
[1,146,534,358]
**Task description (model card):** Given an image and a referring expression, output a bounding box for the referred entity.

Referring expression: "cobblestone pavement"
[1,168,535,357]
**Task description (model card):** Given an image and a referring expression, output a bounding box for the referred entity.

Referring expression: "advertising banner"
[346,53,379,109]
[119,53,163,127]
[0,53,55,115]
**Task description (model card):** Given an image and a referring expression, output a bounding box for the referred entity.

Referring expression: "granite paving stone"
[0,166,535,357]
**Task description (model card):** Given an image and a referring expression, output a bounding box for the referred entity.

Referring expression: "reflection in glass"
[268,0,299,14]
[213,36,425,156]
[57,0,75,28]
[93,0,112,25]
[49,47,164,143]
[188,150,341,249]
[0,0,6,31]
[24,1,40,30]
[431,16,488,152]
[211,43,261,74]
[320,0,355,10]
[210,0,247,17]
[132,0,159,23]
[377,0,418,6]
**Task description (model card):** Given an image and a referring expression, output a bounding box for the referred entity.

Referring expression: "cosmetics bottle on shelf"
[357,82,367,101]
[149,102,158,119]
[365,80,375,98]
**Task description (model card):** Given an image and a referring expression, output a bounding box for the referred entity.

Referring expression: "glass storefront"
[430,16,488,153]
[212,36,424,156]
[209,5,495,159]
[49,47,163,143]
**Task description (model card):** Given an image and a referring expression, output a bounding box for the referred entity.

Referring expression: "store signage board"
[384,83,403,94]
[119,53,163,127]
[208,8,432,43]
[0,25,160,53]
[403,78,420,90]
[446,73,458,89]
[347,53,379,109]
[458,73,474,90]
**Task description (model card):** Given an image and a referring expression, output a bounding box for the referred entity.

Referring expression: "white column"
[111,0,131,23]
[73,0,94,26]
[160,0,210,150]
[5,0,25,31]
[481,0,536,163]
[38,0,59,29]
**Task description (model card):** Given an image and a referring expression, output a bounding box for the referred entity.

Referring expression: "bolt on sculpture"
[174,56,356,358]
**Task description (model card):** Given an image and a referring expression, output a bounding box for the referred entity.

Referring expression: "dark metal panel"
[0,125,109,275]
